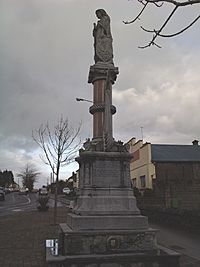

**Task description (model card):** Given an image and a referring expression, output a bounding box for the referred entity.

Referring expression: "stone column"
[88,64,118,141]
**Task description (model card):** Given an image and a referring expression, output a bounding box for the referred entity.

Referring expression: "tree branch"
[33,116,82,178]
[123,1,148,24]
[145,0,200,7]
[159,14,200,37]
[125,0,200,48]
[140,5,178,47]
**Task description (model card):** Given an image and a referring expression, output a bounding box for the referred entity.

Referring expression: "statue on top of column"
[93,9,114,65]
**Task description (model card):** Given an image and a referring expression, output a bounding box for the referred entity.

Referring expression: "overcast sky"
[1,0,200,186]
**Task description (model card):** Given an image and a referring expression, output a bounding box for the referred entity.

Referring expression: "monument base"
[66,213,149,231]
[46,148,180,266]
[46,238,180,267]
[58,224,158,256]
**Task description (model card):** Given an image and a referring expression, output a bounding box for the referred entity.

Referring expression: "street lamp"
[76,98,93,103]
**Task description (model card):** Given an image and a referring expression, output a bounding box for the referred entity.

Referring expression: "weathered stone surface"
[47,247,180,267]
[72,189,140,216]
[71,149,142,219]
[93,9,113,65]
[59,224,157,256]
[77,150,132,189]
[88,64,119,84]
[67,214,148,231]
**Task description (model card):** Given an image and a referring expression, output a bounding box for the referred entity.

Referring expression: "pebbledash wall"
[128,138,155,190]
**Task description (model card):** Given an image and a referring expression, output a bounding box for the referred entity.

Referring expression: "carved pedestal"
[66,148,149,231]
[46,144,178,266]
[46,148,180,266]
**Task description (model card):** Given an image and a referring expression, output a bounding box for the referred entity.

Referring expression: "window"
[131,178,137,187]
[140,175,146,188]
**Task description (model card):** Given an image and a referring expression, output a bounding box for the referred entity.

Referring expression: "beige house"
[128,138,200,194]
[128,137,156,190]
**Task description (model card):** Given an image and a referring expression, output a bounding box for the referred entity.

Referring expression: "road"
[0,192,38,216]
[150,222,200,263]
[0,192,66,216]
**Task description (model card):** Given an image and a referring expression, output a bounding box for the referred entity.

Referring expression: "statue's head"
[95,9,107,19]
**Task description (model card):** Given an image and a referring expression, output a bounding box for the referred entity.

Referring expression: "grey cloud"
[1,0,200,185]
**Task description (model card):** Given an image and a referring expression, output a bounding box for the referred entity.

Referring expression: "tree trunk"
[53,175,58,225]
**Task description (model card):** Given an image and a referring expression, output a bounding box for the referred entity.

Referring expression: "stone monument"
[46,9,180,267]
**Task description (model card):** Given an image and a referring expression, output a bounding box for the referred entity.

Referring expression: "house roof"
[151,144,200,162]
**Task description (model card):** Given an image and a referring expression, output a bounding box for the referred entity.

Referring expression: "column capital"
[88,63,119,84]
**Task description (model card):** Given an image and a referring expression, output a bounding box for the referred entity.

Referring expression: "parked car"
[0,187,5,201]
[18,188,28,195]
[4,188,11,194]
[39,187,48,196]
[63,187,70,195]
[12,188,19,192]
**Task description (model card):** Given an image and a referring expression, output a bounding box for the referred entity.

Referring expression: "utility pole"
[140,126,144,141]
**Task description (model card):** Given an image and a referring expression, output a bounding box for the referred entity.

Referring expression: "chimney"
[130,137,136,145]
[192,140,199,146]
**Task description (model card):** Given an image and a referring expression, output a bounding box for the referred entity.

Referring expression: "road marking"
[12,209,22,212]
[21,195,31,204]
[27,196,31,204]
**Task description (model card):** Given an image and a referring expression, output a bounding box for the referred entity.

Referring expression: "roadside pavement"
[0,206,200,267]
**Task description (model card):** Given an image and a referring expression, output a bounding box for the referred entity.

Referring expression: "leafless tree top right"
[123,0,200,48]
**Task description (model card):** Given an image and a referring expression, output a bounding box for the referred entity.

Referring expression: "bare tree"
[123,0,200,48]
[17,163,40,192]
[32,116,81,224]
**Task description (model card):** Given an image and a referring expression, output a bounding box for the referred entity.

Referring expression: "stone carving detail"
[84,163,90,185]
[89,104,116,115]
[107,236,121,250]
[82,138,130,153]
[93,9,114,65]
[65,232,156,255]
[88,65,119,84]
